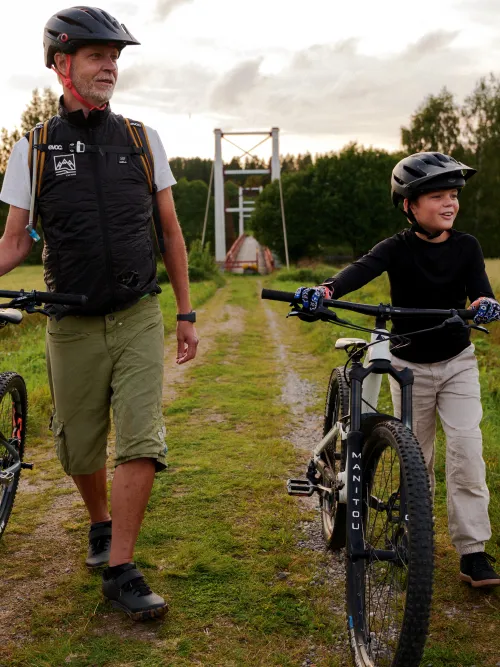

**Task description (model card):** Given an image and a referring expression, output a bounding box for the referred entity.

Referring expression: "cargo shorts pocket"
[50,413,70,475]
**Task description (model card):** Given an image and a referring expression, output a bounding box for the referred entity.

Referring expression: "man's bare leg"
[73,466,111,523]
[109,458,156,566]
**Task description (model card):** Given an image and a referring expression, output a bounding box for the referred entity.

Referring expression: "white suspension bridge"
[201,128,289,274]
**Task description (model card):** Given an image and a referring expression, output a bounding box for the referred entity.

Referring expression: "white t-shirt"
[0,125,176,211]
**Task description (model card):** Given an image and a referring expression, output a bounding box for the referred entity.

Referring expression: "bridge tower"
[213,128,281,264]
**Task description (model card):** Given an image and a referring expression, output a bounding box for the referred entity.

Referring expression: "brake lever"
[467,323,490,334]
[287,308,320,323]
[25,304,51,317]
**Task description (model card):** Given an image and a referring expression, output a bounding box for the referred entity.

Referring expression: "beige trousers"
[389,345,491,556]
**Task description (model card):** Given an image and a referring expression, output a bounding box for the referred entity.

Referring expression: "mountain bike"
[0,288,87,537]
[261,288,486,667]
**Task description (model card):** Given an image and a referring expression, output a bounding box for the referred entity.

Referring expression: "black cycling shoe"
[86,520,112,569]
[102,563,168,621]
[460,551,500,588]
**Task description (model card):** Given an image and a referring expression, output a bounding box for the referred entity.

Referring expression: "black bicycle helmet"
[391,152,476,239]
[44,6,140,69]
[391,152,476,207]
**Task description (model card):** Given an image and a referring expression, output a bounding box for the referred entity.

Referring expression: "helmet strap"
[402,204,444,240]
[51,55,107,112]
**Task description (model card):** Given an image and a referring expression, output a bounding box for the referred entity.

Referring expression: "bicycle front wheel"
[346,420,433,667]
[0,372,27,537]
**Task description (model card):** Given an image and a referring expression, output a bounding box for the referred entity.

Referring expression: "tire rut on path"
[263,299,348,667]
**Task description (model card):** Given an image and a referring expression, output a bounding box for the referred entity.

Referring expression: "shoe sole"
[86,560,109,569]
[109,599,168,621]
[460,573,500,588]
[86,553,111,569]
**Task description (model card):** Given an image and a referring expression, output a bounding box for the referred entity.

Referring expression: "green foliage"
[400,75,500,256]
[0,88,58,174]
[173,177,214,249]
[157,240,223,286]
[401,87,462,154]
[275,266,336,284]
[251,144,402,260]
[188,240,224,285]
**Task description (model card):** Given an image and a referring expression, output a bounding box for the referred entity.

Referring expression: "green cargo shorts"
[45,295,167,476]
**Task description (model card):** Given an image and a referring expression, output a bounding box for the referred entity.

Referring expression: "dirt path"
[1,282,349,665]
[0,285,249,646]
[262,300,347,666]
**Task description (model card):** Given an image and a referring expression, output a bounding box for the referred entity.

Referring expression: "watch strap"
[177,311,196,322]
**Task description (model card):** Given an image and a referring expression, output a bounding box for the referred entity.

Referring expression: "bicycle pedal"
[286,479,315,496]
[0,471,15,485]
[21,462,34,470]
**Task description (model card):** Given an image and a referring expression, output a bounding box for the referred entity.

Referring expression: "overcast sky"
[1,0,499,160]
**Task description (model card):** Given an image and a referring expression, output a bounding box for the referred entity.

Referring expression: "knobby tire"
[346,420,434,667]
[0,372,27,537]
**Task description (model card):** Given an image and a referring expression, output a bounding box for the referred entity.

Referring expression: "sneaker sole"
[109,599,168,621]
[460,573,500,588]
[86,560,109,569]
[86,553,111,569]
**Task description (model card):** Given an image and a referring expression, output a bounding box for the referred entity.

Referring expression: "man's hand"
[294,285,333,312]
[470,297,500,324]
[176,322,199,364]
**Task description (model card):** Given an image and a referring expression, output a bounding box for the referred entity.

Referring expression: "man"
[0,6,198,620]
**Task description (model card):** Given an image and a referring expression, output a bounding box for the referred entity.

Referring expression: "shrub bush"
[275,266,337,285]
[156,240,225,287]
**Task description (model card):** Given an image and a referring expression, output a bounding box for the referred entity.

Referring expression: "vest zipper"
[89,127,116,305]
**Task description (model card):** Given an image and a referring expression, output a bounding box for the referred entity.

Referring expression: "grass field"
[0,264,498,666]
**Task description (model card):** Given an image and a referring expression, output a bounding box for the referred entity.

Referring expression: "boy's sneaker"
[86,520,112,569]
[460,551,500,588]
[102,563,168,621]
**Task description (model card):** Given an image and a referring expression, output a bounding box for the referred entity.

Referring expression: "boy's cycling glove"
[471,297,500,324]
[294,285,333,312]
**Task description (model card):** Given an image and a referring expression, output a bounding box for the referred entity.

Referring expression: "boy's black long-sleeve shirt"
[324,229,494,363]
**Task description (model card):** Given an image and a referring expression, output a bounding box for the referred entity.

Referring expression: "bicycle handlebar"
[261,288,476,321]
[0,289,87,307]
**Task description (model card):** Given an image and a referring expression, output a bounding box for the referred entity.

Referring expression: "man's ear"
[53,52,68,77]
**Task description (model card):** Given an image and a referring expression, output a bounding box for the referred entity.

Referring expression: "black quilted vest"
[37,102,160,316]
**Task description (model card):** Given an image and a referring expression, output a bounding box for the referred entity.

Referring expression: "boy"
[298,151,500,587]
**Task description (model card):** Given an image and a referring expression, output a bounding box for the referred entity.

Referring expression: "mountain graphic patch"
[54,154,76,177]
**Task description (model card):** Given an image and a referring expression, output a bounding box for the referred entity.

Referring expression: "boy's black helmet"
[391,152,476,206]
[44,6,140,69]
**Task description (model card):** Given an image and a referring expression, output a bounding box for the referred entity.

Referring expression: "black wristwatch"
[177,310,196,323]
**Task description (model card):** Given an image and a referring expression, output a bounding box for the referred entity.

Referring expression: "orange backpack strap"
[26,120,49,241]
[125,118,165,253]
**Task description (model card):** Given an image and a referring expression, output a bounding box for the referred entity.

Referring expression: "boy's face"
[405,188,459,235]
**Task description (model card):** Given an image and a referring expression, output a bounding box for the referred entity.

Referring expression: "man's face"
[70,44,119,106]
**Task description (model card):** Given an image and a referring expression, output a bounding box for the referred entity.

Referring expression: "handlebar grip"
[457,309,477,320]
[34,291,88,306]
[261,289,296,302]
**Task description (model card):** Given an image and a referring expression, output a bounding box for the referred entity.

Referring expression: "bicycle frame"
[0,437,22,486]
[313,323,413,459]
[313,319,414,563]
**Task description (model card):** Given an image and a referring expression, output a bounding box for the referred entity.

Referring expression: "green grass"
[1,263,499,666]
[264,262,500,667]
[0,269,344,667]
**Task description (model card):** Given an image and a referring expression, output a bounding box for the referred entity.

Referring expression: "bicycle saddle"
[335,337,367,350]
[0,309,23,325]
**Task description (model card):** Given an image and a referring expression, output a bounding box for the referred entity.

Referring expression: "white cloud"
[1,0,500,158]
[155,0,195,20]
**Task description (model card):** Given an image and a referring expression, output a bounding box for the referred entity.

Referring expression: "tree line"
[2,75,500,266]
[253,75,500,261]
